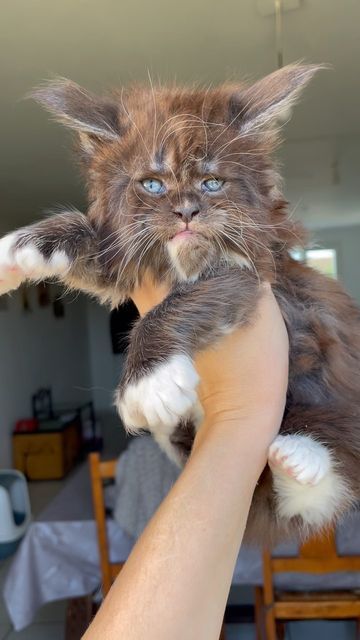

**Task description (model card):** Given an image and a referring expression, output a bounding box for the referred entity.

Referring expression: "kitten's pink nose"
[173,205,200,222]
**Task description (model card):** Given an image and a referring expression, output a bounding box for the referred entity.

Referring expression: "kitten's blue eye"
[141,178,166,194]
[202,178,224,192]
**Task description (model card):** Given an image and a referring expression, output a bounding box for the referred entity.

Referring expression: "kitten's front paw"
[268,434,331,485]
[116,354,200,432]
[0,232,71,294]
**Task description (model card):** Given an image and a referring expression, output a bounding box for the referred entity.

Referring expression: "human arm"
[83,283,288,640]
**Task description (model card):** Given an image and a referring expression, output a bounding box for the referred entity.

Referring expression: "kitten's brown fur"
[2,64,359,545]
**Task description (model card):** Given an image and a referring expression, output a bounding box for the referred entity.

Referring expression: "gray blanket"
[113,435,180,538]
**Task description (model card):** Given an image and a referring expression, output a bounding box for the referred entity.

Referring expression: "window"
[305,248,337,278]
[290,247,338,279]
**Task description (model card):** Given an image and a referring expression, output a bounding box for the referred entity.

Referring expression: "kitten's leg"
[0,211,101,296]
[117,268,261,440]
[243,408,359,546]
[268,432,354,529]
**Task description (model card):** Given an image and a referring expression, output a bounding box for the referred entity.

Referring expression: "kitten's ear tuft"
[30,78,121,147]
[232,63,325,133]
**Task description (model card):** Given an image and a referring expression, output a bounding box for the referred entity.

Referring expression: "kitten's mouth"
[172,229,195,240]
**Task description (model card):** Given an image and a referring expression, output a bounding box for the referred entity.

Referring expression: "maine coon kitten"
[1,64,359,545]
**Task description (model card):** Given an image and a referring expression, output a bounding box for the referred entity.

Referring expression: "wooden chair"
[89,452,124,595]
[89,452,227,638]
[65,454,123,639]
[255,528,360,640]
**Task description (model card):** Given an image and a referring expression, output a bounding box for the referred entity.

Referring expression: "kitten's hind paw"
[268,434,330,485]
[116,354,200,433]
[0,232,71,294]
[268,433,353,527]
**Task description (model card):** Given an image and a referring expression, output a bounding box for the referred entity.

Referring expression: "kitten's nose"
[173,204,200,222]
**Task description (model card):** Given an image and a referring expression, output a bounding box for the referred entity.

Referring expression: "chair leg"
[356,617,360,640]
[65,595,94,640]
[276,620,286,640]
[265,607,277,640]
[254,587,265,640]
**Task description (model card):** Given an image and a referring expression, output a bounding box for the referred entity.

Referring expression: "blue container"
[0,471,31,559]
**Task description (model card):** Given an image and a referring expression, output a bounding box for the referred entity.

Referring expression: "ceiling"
[1,0,359,229]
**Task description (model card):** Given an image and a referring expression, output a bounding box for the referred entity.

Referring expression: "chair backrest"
[262,528,360,606]
[88,453,124,595]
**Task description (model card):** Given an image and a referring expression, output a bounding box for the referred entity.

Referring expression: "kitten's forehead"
[148,146,219,176]
[122,86,228,175]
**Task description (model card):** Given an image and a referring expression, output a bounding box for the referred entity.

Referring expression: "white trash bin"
[0,470,32,559]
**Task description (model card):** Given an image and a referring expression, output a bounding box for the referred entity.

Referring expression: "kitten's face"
[91,87,281,283]
[33,65,317,290]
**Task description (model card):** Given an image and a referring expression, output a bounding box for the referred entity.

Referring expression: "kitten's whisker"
[216,149,267,159]
[217,160,264,173]
[147,70,158,157]
[211,231,231,265]
[119,89,152,162]
[134,232,160,282]
[221,218,277,274]
[159,122,212,150]
[163,160,181,204]
[115,235,152,284]
[100,227,154,265]
[116,231,159,287]
[155,111,223,150]
[216,226,259,276]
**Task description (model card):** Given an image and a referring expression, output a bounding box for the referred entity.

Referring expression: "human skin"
[83,279,288,640]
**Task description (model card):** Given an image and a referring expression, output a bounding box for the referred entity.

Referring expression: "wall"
[0,286,92,467]
[281,135,360,230]
[310,225,360,304]
[86,300,123,412]
[86,300,128,454]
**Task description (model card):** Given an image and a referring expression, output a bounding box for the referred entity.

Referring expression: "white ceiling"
[1,0,359,229]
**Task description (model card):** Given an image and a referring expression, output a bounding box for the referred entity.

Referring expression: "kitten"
[1,64,359,545]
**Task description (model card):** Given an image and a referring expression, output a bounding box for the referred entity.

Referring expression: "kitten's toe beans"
[117,354,200,432]
[268,434,331,486]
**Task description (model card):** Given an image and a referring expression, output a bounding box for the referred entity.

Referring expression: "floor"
[0,479,357,639]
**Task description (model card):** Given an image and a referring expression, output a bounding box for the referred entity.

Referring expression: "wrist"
[192,412,273,473]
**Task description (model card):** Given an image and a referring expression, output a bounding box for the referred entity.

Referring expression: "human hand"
[193,283,289,452]
[131,278,288,454]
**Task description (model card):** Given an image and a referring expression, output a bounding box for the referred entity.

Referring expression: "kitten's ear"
[232,63,323,133]
[31,78,121,151]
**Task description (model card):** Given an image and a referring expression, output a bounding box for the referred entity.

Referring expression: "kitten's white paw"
[0,234,24,293]
[0,232,71,294]
[117,354,200,432]
[269,434,353,527]
[268,434,330,485]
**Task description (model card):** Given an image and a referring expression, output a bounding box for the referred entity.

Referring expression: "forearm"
[83,416,273,640]
[84,285,288,640]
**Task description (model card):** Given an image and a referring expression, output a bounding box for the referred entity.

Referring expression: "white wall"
[0,286,92,467]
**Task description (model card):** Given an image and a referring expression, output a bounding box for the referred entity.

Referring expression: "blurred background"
[0,2,359,638]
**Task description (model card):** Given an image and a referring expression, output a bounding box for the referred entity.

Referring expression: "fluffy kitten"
[1,64,359,545]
